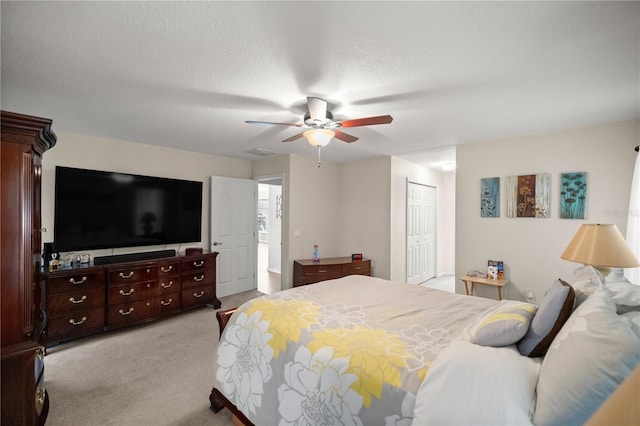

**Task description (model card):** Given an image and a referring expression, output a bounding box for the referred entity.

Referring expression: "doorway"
[406,181,436,284]
[256,178,282,294]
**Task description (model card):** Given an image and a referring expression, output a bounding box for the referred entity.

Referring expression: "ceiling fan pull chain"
[317,146,322,168]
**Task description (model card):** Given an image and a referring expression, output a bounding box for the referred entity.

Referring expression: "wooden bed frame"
[209,307,255,426]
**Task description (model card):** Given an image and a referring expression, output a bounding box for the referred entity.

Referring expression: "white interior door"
[407,182,436,284]
[211,176,256,297]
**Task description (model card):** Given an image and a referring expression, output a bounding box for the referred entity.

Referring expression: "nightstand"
[460,275,509,300]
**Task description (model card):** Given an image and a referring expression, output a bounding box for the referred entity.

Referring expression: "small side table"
[460,275,509,300]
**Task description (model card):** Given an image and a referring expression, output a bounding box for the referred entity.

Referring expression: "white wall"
[42,131,252,259]
[456,119,639,302]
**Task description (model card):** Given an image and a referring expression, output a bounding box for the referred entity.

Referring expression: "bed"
[210,270,640,425]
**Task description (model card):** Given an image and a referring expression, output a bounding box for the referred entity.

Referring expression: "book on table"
[487,260,504,280]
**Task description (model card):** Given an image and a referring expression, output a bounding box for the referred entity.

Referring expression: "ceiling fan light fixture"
[303,129,334,147]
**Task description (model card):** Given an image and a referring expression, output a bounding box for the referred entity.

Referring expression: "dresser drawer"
[108,265,158,284]
[47,287,105,315]
[157,294,181,316]
[180,256,215,274]
[47,309,105,342]
[107,300,155,329]
[181,270,215,290]
[157,261,180,278]
[342,260,371,276]
[46,270,104,294]
[158,277,179,295]
[181,286,215,309]
[300,264,343,281]
[108,280,157,304]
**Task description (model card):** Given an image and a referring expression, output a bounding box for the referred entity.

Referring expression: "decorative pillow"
[469,301,537,347]
[517,279,575,357]
[572,265,604,308]
[533,287,640,425]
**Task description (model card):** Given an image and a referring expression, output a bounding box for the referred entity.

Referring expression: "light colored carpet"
[44,290,264,426]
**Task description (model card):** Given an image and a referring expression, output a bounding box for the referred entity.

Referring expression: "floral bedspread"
[214,275,496,425]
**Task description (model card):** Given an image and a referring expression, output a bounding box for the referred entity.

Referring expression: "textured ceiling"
[1,1,638,170]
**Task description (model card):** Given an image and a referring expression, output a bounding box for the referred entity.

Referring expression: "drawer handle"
[69,316,87,326]
[119,289,135,296]
[193,291,205,298]
[318,269,327,273]
[161,281,173,289]
[161,265,173,273]
[193,260,204,267]
[69,295,87,304]
[354,267,361,270]
[193,274,205,282]
[160,298,173,306]
[118,308,134,316]
[119,271,134,279]
[69,276,87,285]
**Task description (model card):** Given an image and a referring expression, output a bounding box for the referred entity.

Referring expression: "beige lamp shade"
[561,224,640,271]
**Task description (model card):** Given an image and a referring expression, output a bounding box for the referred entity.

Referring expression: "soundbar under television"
[54,166,203,252]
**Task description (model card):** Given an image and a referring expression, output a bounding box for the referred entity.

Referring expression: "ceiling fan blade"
[307,97,327,122]
[245,120,303,127]
[333,130,359,143]
[337,115,393,128]
[282,132,306,143]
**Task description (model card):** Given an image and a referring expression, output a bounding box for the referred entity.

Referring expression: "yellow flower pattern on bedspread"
[215,276,498,425]
[246,299,319,357]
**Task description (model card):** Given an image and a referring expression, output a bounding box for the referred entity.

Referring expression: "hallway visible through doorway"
[256,181,282,294]
[258,241,280,294]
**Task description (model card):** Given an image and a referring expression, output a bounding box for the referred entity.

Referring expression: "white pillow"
[572,265,604,307]
[605,268,640,308]
[534,287,640,425]
[412,340,539,425]
[621,311,640,340]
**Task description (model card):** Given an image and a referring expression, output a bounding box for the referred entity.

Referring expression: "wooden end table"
[460,275,509,300]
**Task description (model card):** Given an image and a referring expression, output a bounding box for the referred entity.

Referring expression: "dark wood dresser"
[293,257,371,287]
[1,111,56,425]
[41,252,219,346]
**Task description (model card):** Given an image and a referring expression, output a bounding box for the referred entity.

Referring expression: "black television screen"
[54,166,203,252]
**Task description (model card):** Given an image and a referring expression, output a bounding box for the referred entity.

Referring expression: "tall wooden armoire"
[1,111,56,425]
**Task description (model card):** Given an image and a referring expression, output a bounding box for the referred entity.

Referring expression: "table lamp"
[561,223,640,276]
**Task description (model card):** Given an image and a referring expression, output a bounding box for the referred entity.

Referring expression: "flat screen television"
[54,166,203,252]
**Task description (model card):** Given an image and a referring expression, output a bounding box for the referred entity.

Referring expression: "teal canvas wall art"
[481,177,500,217]
[560,172,587,219]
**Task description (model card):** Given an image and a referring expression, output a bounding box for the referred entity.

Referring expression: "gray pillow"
[534,287,640,425]
[470,301,537,347]
[517,279,575,357]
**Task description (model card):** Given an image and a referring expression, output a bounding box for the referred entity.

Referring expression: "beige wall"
[338,157,392,279]
[42,131,252,259]
[456,119,639,302]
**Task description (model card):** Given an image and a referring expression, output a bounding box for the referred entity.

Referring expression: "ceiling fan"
[246,97,393,166]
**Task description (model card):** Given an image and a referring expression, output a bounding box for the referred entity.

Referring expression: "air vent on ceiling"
[245,147,278,157]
